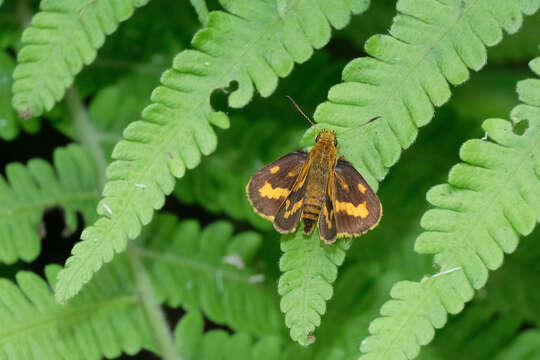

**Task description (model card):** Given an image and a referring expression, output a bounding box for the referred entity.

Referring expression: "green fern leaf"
[0,261,154,359]
[278,229,350,346]
[136,214,284,336]
[0,144,99,264]
[54,0,369,303]
[302,0,540,191]
[190,0,209,26]
[358,57,540,359]
[11,0,150,118]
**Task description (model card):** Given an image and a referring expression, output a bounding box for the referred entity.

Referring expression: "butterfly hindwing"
[319,171,337,243]
[246,151,307,221]
[273,156,311,234]
[333,159,382,237]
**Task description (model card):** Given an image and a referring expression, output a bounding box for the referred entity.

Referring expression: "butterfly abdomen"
[302,203,321,234]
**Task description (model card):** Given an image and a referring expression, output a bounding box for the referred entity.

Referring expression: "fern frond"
[494,330,540,360]
[55,0,370,303]
[0,261,154,359]
[358,57,540,359]
[11,0,150,118]
[136,214,284,336]
[175,311,347,360]
[302,0,539,191]
[0,144,99,264]
[278,229,350,346]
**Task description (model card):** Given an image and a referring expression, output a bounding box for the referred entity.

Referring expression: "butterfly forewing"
[332,159,382,237]
[273,157,311,233]
[318,172,337,242]
[246,151,307,221]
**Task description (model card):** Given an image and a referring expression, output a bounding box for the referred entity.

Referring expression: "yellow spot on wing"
[335,201,369,218]
[270,166,280,174]
[358,183,367,194]
[258,182,289,199]
[323,206,333,229]
[284,200,303,218]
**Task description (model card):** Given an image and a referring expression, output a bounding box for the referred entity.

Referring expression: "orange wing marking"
[334,200,369,218]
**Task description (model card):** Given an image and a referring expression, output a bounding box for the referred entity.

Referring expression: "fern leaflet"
[278,229,350,346]
[358,57,540,359]
[54,0,369,303]
[12,0,150,118]
[0,144,99,264]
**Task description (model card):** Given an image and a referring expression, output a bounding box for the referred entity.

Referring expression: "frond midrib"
[0,295,138,342]
[0,190,99,217]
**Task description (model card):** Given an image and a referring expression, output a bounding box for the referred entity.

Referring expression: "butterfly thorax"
[302,131,337,234]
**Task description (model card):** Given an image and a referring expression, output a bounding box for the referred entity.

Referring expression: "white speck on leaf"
[103,204,113,215]
[431,266,461,278]
[222,254,245,269]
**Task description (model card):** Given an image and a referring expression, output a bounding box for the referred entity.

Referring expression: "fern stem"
[65,88,107,187]
[126,244,181,360]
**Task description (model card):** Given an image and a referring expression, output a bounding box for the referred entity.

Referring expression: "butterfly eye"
[315,134,321,142]
[334,137,338,147]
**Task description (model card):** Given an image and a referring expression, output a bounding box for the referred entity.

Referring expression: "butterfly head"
[315,129,338,147]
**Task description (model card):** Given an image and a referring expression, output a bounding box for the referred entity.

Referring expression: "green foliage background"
[0,0,539,359]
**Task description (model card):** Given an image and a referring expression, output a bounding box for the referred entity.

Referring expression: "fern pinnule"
[359,55,540,360]
[278,229,350,346]
[0,145,99,264]
[55,0,370,303]
[12,0,150,118]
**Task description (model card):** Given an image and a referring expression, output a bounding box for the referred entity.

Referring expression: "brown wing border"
[333,159,382,238]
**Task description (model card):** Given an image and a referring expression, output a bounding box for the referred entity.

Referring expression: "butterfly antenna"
[286,95,316,127]
[340,116,382,135]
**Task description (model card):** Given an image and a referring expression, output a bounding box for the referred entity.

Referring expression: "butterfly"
[246,129,382,243]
